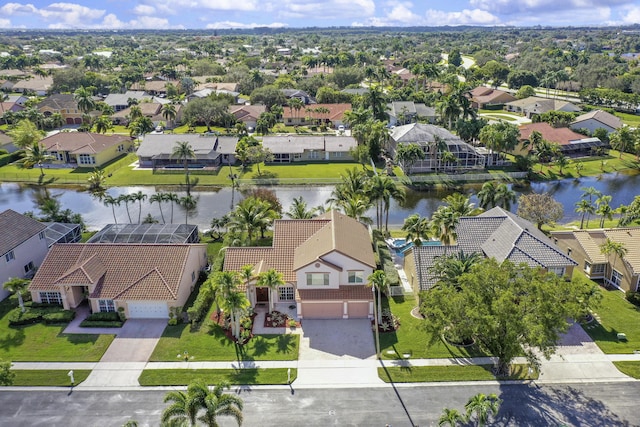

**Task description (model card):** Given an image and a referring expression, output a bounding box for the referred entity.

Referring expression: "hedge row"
[8,307,75,326]
[0,151,23,167]
[79,320,123,328]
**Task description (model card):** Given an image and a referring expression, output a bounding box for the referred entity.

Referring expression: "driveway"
[298,319,376,361]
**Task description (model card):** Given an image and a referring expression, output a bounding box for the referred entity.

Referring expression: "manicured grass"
[138,368,296,386]
[615,112,640,128]
[0,298,114,362]
[613,361,640,379]
[378,364,537,383]
[150,310,299,362]
[380,296,488,360]
[532,150,639,181]
[581,286,640,354]
[10,370,91,386]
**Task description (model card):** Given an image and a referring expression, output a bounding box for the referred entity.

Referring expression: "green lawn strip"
[532,150,639,180]
[612,112,640,128]
[378,364,537,383]
[0,298,114,362]
[380,296,488,360]
[10,370,91,386]
[150,308,299,362]
[139,368,296,386]
[580,283,640,354]
[612,361,640,379]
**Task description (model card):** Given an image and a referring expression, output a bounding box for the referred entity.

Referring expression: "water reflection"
[0,172,638,231]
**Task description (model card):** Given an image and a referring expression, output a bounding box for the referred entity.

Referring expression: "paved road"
[1,381,638,426]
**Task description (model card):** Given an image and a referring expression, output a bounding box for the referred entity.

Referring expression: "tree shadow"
[248,336,271,357]
[497,383,631,426]
[0,327,25,350]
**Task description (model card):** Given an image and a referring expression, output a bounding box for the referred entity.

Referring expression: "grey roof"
[136,134,238,160]
[388,102,436,118]
[0,209,47,256]
[408,207,576,290]
[390,123,461,144]
[261,135,357,154]
[341,88,369,95]
[87,223,199,244]
[43,222,82,247]
[104,91,150,107]
[572,110,623,130]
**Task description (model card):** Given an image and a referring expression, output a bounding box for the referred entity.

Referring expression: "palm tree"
[600,238,628,286]
[442,193,481,217]
[161,103,177,129]
[87,169,106,193]
[596,195,613,228]
[465,393,501,427]
[476,181,497,210]
[368,175,405,232]
[222,290,250,341]
[73,86,95,114]
[429,251,481,290]
[286,196,317,219]
[228,197,273,245]
[171,141,196,196]
[165,192,179,223]
[161,389,200,427]
[256,268,284,313]
[336,194,373,225]
[575,199,595,229]
[431,207,459,251]
[3,278,30,312]
[580,187,602,227]
[117,194,134,223]
[149,192,167,223]
[213,271,241,324]
[493,183,516,211]
[21,142,54,177]
[367,270,386,322]
[8,119,45,149]
[179,194,198,225]
[197,382,244,427]
[130,191,147,223]
[402,214,431,246]
[93,115,113,134]
[438,408,465,427]
[102,194,120,224]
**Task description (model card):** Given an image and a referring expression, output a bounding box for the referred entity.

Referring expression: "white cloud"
[97,13,182,30]
[0,3,38,15]
[470,0,630,16]
[133,5,156,16]
[618,5,640,24]
[151,0,260,15]
[206,21,288,29]
[426,8,500,25]
[0,18,11,27]
[276,0,375,19]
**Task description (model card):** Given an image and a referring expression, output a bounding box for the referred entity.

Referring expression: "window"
[348,271,364,284]
[592,264,605,274]
[278,286,294,301]
[117,144,124,152]
[78,154,95,165]
[548,267,565,277]
[309,150,318,159]
[98,299,116,312]
[39,231,45,240]
[5,251,15,262]
[306,273,329,286]
[611,270,623,288]
[40,292,62,305]
[23,261,35,274]
[49,151,64,161]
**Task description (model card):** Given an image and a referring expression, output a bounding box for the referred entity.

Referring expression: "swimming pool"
[388,238,441,255]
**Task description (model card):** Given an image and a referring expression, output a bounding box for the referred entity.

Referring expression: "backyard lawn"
[380,295,488,360]
[138,368,296,386]
[149,308,299,362]
[0,298,114,362]
[581,287,640,354]
[532,150,639,180]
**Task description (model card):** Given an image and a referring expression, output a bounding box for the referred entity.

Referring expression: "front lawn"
[149,309,299,362]
[379,296,487,359]
[582,287,640,354]
[378,364,537,383]
[138,368,296,386]
[613,361,640,379]
[10,370,92,386]
[0,298,114,362]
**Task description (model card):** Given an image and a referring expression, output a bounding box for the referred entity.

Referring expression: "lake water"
[0,171,638,231]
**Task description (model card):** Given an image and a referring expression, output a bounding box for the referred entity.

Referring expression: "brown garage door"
[302,302,343,319]
[348,302,370,318]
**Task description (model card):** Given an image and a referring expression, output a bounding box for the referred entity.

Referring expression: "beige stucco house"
[41,132,133,167]
[223,210,376,319]
[29,243,208,318]
[551,228,640,292]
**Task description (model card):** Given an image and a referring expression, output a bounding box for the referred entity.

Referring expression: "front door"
[256,287,269,303]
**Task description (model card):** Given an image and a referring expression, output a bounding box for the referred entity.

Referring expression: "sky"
[0,0,639,30]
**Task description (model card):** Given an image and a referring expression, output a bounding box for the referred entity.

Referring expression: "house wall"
[570,119,615,135]
[71,140,132,167]
[402,249,421,295]
[322,251,374,286]
[1,232,49,300]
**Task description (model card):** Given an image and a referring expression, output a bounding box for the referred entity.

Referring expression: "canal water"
[0,171,638,231]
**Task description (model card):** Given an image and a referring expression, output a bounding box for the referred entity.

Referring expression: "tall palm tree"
[402,213,430,246]
[596,194,613,228]
[102,194,120,224]
[117,194,134,223]
[149,192,167,223]
[367,270,386,322]
[73,86,95,115]
[367,175,405,231]
[93,115,113,134]
[336,194,373,225]
[442,193,481,217]
[179,194,198,225]
[476,181,497,210]
[171,141,196,196]
[256,269,284,313]
[286,196,317,219]
[130,190,147,223]
[575,199,594,229]
[213,271,241,322]
[161,103,177,129]
[493,183,516,211]
[228,197,273,245]
[161,389,201,427]
[580,187,602,227]
[600,238,628,286]
[165,192,179,223]
[429,251,481,290]
[222,290,250,341]
[21,142,54,177]
[431,206,459,251]
[3,278,30,312]
[438,408,465,427]
[465,393,501,427]
[197,382,244,427]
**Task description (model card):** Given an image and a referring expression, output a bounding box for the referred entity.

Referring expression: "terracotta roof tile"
[297,285,373,301]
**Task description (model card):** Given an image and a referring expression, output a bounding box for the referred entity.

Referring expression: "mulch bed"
[264,310,290,328]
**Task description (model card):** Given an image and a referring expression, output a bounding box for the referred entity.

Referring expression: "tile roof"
[282,103,352,121]
[41,132,131,155]
[569,228,640,274]
[261,135,357,154]
[409,207,576,290]
[297,285,373,301]
[390,123,462,144]
[519,122,588,146]
[0,209,47,256]
[572,110,623,130]
[29,244,206,301]
[224,211,375,282]
[37,93,78,111]
[136,134,238,158]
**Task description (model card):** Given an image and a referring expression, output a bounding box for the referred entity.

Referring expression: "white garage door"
[128,301,169,319]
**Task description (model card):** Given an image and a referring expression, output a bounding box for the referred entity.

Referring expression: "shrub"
[117,307,126,322]
[85,312,121,322]
[7,308,42,326]
[43,310,76,324]
[0,151,23,167]
[626,291,640,307]
[168,317,178,326]
[79,320,123,328]
[187,283,214,325]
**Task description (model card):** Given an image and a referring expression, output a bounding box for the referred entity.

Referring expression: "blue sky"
[0,0,639,30]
